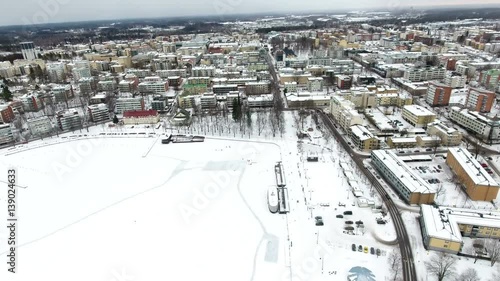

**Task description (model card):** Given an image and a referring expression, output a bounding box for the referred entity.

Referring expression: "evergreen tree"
[1,85,13,102]
[113,115,119,124]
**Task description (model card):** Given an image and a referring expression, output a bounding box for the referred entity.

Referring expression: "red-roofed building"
[123,109,160,125]
[0,105,15,124]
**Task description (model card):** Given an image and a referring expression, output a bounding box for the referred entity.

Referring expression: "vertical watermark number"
[6,168,17,274]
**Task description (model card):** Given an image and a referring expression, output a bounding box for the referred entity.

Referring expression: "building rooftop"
[123,110,158,118]
[403,105,436,117]
[372,149,434,194]
[447,147,498,187]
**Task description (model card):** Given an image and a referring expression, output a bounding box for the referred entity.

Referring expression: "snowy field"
[0,111,400,281]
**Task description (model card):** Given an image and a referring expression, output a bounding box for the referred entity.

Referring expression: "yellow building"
[386,137,417,148]
[402,105,436,128]
[446,147,500,201]
[426,121,462,146]
[420,204,500,254]
[349,125,380,151]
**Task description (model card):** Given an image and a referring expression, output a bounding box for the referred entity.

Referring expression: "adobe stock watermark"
[109,267,134,281]
[281,239,335,281]
[21,0,71,26]
[51,137,104,182]
[213,0,243,19]
[178,141,266,224]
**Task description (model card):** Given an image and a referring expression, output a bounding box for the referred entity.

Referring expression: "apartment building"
[386,137,418,148]
[449,107,500,144]
[151,96,168,111]
[245,81,270,95]
[213,84,238,96]
[118,80,137,93]
[330,96,363,132]
[0,105,15,124]
[20,94,43,112]
[27,116,52,136]
[156,69,187,78]
[420,204,500,254]
[192,66,215,77]
[52,85,73,103]
[138,80,168,95]
[115,97,145,114]
[247,95,274,108]
[123,110,160,125]
[336,88,377,110]
[478,69,500,91]
[336,75,352,90]
[87,104,110,123]
[426,82,452,106]
[403,67,446,82]
[402,105,436,128]
[0,124,14,145]
[446,147,500,201]
[445,75,466,88]
[426,121,462,146]
[349,125,380,151]
[200,93,217,109]
[284,82,298,93]
[371,149,435,204]
[57,110,82,131]
[97,80,117,92]
[187,77,211,86]
[307,77,324,92]
[465,88,495,113]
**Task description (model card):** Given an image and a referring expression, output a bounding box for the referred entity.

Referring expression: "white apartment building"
[192,66,215,77]
[87,103,110,123]
[247,94,274,108]
[97,80,117,92]
[445,75,466,88]
[245,81,270,95]
[115,97,144,114]
[46,62,66,83]
[449,107,500,144]
[284,82,298,93]
[426,121,462,146]
[403,67,446,82]
[307,77,323,92]
[138,80,168,94]
[0,124,13,145]
[156,69,187,78]
[126,69,152,78]
[200,93,217,109]
[27,116,52,136]
[330,96,363,132]
[72,67,91,80]
[118,80,136,92]
[57,110,82,131]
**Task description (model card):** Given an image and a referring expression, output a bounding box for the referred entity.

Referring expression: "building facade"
[465,88,496,113]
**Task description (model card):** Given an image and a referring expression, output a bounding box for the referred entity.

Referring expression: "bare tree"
[388,250,403,281]
[435,184,446,199]
[269,109,278,137]
[486,239,500,267]
[457,268,480,281]
[256,110,267,136]
[424,252,457,281]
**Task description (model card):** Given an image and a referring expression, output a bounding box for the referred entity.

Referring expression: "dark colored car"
[336,214,344,218]
[370,247,375,255]
[376,248,381,256]
[358,245,363,252]
[352,244,356,251]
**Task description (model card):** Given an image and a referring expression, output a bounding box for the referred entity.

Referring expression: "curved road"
[318,110,417,281]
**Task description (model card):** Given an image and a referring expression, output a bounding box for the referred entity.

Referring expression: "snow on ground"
[0,111,398,281]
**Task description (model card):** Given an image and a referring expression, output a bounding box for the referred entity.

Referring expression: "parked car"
[364,246,368,253]
[343,211,353,215]
[336,214,344,218]
[358,245,363,252]
[315,216,324,226]
[352,244,356,251]
[377,220,386,225]
[370,247,375,255]
[376,248,381,256]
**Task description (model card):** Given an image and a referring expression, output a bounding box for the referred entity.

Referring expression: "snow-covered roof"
[403,105,435,117]
[350,125,375,141]
[372,150,434,194]
[421,204,500,243]
[447,147,498,187]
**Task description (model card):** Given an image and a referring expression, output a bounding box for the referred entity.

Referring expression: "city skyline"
[2,0,500,27]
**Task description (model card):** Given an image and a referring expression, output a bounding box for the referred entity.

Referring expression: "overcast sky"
[2,0,499,26]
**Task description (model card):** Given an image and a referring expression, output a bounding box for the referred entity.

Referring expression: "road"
[318,109,418,281]
[264,51,287,109]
